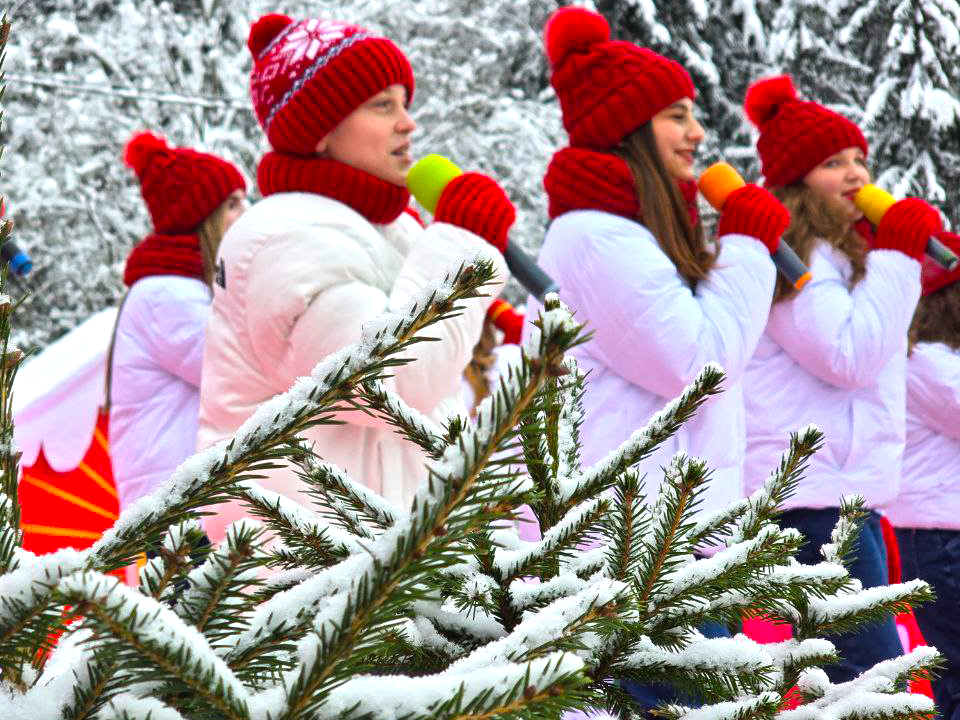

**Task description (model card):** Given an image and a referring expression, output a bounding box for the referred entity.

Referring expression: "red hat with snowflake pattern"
[247,14,415,156]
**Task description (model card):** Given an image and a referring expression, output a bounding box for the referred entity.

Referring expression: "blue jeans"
[779,508,903,682]
[896,528,960,720]
[620,619,730,711]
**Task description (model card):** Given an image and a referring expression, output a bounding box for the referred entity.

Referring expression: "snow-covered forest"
[3,0,959,349]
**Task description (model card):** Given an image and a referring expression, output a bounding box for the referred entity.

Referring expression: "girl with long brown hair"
[740,75,944,682]
[530,6,788,526]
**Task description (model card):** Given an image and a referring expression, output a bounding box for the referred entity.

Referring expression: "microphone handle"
[0,239,31,277]
[927,234,959,271]
[771,241,812,290]
[503,241,559,302]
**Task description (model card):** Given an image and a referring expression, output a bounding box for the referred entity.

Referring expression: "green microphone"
[407,155,559,301]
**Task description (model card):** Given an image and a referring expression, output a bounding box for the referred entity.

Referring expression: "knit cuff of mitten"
[716,184,789,254]
[488,298,524,345]
[433,173,515,253]
[874,197,942,262]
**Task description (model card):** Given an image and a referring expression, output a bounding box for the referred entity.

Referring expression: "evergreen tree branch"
[237,480,363,566]
[0,547,86,677]
[58,571,251,720]
[175,520,264,643]
[255,300,585,720]
[356,379,448,459]
[563,364,725,507]
[295,454,399,535]
[729,426,823,545]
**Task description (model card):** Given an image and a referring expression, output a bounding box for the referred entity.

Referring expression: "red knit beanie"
[124,132,246,234]
[248,14,415,156]
[745,75,868,188]
[921,233,960,296]
[544,7,695,151]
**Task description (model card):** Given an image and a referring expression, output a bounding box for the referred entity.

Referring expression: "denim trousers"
[780,507,903,682]
[896,527,960,720]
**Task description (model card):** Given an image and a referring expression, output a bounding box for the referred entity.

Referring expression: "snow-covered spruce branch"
[271,652,588,720]
[57,571,251,720]
[617,633,777,697]
[562,363,725,506]
[215,298,586,720]
[357,379,448,459]
[136,519,210,602]
[524,355,587,527]
[295,453,400,535]
[789,647,942,719]
[660,692,783,720]
[0,209,27,575]
[89,259,496,572]
[0,547,87,677]
[493,492,612,580]
[603,470,650,582]
[820,494,868,569]
[634,453,712,612]
[237,480,366,564]
[717,425,824,548]
[174,521,264,643]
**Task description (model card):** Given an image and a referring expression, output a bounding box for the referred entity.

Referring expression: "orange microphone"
[699,162,811,290]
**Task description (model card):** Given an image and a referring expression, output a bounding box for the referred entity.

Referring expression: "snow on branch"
[563,363,725,504]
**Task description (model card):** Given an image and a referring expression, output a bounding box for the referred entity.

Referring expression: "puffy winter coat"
[110,275,210,509]
[524,210,777,517]
[743,243,921,509]
[198,192,506,543]
[884,342,960,529]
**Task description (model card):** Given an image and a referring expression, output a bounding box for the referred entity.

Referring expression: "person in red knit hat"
[197,14,514,544]
[739,75,947,682]
[110,131,247,511]
[525,7,789,711]
[887,233,960,714]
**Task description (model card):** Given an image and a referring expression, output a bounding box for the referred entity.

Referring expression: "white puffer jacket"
[198,192,506,543]
[884,342,960,529]
[110,275,210,509]
[524,210,777,517]
[743,243,921,509]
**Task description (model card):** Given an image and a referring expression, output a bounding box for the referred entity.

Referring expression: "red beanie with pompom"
[545,6,694,151]
[124,131,246,234]
[745,75,868,188]
[248,14,414,156]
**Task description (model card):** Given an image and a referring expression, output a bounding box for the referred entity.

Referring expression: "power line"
[5,71,249,110]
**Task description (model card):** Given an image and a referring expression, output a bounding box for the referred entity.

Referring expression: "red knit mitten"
[488,298,524,345]
[717,184,790,254]
[874,198,942,261]
[433,173,516,253]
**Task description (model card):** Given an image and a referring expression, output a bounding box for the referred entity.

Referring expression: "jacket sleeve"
[555,212,776,398]
[907,343,960,442]
[244,221,506,424]
[765,247,921,390]
[143,281,210,388]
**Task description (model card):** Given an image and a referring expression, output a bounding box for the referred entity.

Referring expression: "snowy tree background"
[2,0,959,349]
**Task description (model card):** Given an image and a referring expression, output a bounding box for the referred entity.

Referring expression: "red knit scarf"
[544,146,699,228]
[123,233,204,287]
[258,152,410,225]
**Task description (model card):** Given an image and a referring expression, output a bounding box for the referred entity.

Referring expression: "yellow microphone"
[407,154,559,301]
[854,185,958,270]
[698,162,811,290]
